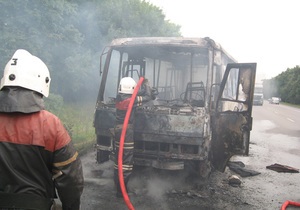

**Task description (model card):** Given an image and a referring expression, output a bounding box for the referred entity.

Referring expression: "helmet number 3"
[11,58,18,66]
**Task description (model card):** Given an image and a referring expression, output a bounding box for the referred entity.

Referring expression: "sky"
[146,0,300,81]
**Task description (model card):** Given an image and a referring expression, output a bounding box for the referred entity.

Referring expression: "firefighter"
[114,77,154,198]
[0,49,84,210]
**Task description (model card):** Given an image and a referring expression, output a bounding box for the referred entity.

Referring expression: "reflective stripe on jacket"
[0,110,84,210]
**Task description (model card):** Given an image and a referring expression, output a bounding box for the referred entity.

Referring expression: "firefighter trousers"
[113,125,134,195]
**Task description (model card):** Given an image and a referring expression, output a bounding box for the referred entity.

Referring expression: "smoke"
[129,167,192,210]
[146,176,172,199]
[81,150,114,186]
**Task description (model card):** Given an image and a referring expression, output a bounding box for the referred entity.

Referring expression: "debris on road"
[167,189,209,199]
[227,161,261,177]
[228,175,242,187]
[266,163,299,173]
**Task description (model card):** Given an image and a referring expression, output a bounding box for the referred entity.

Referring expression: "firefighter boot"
[115,179,130,198]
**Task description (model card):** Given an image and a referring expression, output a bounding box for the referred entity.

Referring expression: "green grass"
[45,95,96,155]
[281,102,300,108]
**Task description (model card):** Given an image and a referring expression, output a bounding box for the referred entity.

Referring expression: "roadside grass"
[58,102,96,155]
[281,102,300,108]
[45,95,96,155]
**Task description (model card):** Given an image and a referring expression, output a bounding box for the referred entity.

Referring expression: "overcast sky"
[146,0,300,81]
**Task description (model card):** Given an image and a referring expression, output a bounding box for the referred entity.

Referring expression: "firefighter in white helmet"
[0,49,84,209]
[114,76,154,198]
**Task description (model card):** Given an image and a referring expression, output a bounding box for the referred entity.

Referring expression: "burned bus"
[94,37,256,178]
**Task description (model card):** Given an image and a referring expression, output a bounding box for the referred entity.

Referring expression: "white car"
[269,97,280,104]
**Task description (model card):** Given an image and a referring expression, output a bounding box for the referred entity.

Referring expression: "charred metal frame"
[94,37,256,175]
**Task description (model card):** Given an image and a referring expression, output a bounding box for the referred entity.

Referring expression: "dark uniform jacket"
[0,87,84,210]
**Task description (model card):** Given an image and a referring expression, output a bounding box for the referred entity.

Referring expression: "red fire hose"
[118,77,144,210]
[281,200,300,210]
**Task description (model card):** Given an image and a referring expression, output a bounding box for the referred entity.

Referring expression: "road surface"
[79,101,300,210]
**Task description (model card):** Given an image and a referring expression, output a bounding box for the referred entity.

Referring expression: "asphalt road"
[79,101,300,210]
[254,101,300,137]
[232,101,300,209]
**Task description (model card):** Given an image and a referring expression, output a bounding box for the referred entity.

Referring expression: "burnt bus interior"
[94,38,255,175]
[103,45,211,107]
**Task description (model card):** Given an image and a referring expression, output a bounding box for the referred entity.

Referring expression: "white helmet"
[118,77,137,94]
[0,49,51,97]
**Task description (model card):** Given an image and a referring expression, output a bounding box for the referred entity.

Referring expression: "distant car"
[269,97,280,104]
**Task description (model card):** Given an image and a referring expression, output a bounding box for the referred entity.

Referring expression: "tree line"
[263,66,300,104]
[0,0,181,102]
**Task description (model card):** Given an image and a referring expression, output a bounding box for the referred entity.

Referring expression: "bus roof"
[108,37,237,62]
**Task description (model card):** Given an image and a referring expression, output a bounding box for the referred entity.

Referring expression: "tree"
[0,0,181,102]
[264,66,300,105]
